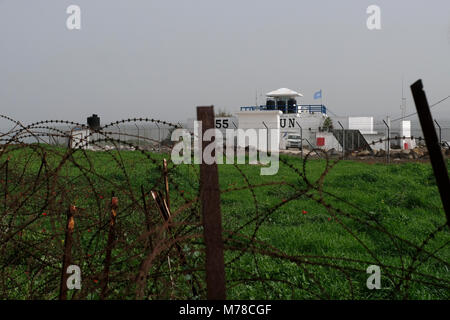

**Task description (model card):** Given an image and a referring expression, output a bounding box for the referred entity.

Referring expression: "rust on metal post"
[100,196,119,299]
[110,196,119,225]
[411,80,450,226]
[197,106,226,300]
[59,205,76,300]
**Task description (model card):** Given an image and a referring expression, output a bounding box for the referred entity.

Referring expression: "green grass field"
[219,156,450,299]
[1,145,449,299]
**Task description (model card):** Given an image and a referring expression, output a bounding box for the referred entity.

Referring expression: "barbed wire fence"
[0,108,449,300]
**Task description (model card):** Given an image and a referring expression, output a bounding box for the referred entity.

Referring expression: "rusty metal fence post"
[197,106,226,300]
[59,205,76,300]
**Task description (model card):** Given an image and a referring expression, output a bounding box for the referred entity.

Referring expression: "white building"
[186,88,416,153]
[69,127,90,149]
[238,88,327,150]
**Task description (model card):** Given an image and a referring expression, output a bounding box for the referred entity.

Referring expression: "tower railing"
[240,104,327,114]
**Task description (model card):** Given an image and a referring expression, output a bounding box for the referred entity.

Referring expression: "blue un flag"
[314,90,322,100]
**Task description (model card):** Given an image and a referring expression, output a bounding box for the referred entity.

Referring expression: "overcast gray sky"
[0,0,449,125]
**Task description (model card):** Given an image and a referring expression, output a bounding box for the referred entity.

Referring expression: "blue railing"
[240,104,327,114]
[299,105,327,114]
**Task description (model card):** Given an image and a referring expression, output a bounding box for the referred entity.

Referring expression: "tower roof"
[266,88,303,98]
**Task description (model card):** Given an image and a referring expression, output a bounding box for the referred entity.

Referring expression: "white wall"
[236,111,281,151]
[401,121,416,149]
[280,113,326,149]
[187,111,327,151]
[315,132,343,151]
[71,129,90,149]
[349,117,374,134]
[236,111,281,130]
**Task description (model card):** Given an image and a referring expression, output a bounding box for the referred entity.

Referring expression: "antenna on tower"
[400,76,407,120]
